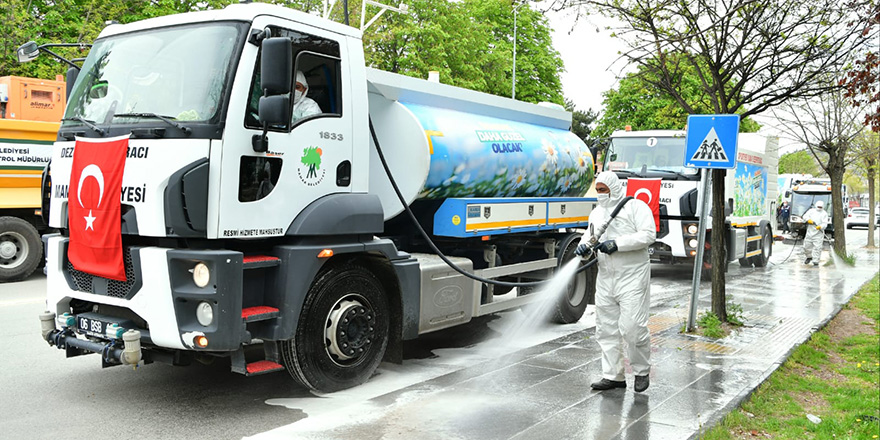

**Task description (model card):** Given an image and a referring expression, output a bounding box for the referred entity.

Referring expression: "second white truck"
[604,129,779,275]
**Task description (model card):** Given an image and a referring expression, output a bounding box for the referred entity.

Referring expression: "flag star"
[84,210,96,231]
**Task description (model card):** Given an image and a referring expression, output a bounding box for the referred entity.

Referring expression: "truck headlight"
[791,215,802,223]
[686,224,698,235]
[688,239,699,248]
[192,262,210,288]
[196,301,214,326]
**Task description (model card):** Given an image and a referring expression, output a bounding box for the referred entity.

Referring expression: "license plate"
[76,316,108,337]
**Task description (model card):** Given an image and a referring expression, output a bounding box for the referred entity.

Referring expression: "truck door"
[214,19,352,239]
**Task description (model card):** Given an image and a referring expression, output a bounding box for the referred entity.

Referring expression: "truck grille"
[66,248,138,299]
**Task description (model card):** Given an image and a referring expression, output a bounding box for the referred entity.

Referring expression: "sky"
[545,7,624,114]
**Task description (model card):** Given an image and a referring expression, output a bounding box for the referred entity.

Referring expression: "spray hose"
[369,118,596,288]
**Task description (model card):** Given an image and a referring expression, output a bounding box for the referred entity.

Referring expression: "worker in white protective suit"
[802,200,829,266]
[575,171,656,392]
[292,70,322,122]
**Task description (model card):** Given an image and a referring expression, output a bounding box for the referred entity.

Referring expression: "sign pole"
[683,114,739,332]
[687,168,711,332]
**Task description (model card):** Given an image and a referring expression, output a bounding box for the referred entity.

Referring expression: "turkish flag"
[68,135,128,281]
[626,178,662,231]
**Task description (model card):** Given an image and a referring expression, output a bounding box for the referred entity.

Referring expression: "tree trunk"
[828,154,847,258]
[868,159,877,248]
[711,169,727,322]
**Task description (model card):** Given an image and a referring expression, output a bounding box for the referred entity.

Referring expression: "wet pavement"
[248,232,879,440]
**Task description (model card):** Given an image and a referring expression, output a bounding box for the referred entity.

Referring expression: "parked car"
[845,207,875,229]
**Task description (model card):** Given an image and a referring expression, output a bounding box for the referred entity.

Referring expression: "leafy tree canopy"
[2,0,566,106]
[778,150,820,176]
[594,58,760,138]
[564,98,598,146]
[0,0,232,79]
[362,0,564,104]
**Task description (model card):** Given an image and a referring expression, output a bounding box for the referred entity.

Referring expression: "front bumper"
[44,235,246,352]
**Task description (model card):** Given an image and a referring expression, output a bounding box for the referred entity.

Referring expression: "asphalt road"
[2,228,877,439]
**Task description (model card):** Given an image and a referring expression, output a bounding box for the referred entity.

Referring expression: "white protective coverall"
[802,202,829,262]
[292,70,322,122]
[581,171,657,381]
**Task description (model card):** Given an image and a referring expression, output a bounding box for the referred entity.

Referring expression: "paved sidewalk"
[252,243,879,440]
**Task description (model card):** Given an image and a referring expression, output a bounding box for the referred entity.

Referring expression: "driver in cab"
[292,70,321,122]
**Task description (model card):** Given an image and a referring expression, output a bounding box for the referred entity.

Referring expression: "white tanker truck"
[35,4,598,392]
[604,129,779,276]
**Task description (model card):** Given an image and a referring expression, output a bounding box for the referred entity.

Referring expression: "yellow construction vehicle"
[0,75,65,282]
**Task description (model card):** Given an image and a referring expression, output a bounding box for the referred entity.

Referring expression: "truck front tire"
[552,236,594,324]
[281,262,389,393]
[0,216,42,283]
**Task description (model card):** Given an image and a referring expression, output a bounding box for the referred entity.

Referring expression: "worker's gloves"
[575,244,589,256]
[816,225,822,230]
[597,240,618,255]
[807,219,814,225]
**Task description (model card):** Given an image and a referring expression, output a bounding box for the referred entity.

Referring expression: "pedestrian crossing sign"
[684,114,740,169]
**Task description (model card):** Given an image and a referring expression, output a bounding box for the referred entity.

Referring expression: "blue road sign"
[684,115,740,169]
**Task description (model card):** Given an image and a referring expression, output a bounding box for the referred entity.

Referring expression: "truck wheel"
[738,257,753,268]
[0,216,42,283]
[551,237,594,324]
[281,262,389,393]
[750,225,772,267]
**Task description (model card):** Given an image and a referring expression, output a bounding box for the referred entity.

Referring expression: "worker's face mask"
[596,193,611,206]
[294,89,303,104]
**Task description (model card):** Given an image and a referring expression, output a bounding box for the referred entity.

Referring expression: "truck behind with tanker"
[33,3,600,393]
[603,128,778,276]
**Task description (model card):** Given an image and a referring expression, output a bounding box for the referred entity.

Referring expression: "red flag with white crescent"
[68,135,128,281]
[626,178,661,231]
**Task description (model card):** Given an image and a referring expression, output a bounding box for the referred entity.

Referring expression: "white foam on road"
[251,307,596,439]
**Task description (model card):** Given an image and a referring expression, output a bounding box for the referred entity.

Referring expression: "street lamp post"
[512,3,518,99]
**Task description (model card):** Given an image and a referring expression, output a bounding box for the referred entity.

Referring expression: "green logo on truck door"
[298,146,325,186]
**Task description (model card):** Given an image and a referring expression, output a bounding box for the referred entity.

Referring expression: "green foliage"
[593,61,761,137]
[726,301,744,326]
[3,0,565,106]
[0,0,234,79]
[778,150,821,175]
[362,0,564,104]
[564,98,599,146]
[697,310,724,338]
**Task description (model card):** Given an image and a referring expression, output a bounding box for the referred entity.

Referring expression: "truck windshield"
[605,136,698,178]
[791,193,832,217]
[64,22,244,128]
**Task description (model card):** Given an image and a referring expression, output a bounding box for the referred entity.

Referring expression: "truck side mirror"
[253,37,293,153]
[66,66,78,102]
[260,37,292,95]
[17,41,40,63]
[258,95,290,126]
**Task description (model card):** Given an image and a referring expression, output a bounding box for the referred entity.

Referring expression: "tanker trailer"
[38,3,598,393]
